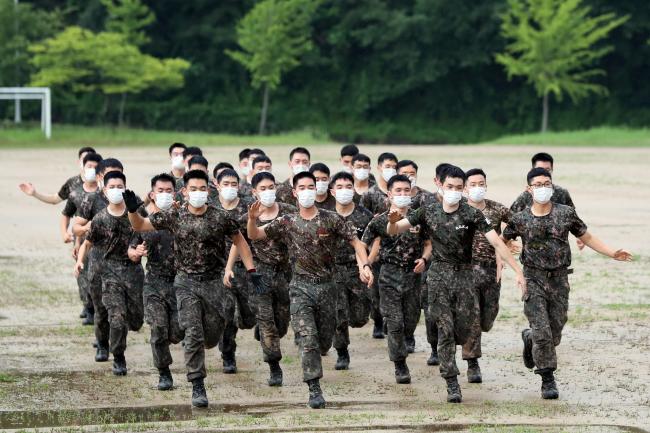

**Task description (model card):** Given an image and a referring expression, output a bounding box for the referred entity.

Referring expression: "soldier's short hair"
[98,158,123,174]
[183,169,209,185]
[292,171,316,188]
[151,173,175,189]
[465,168,486,180]
[252,171,275,188]
[387,174,410,190]
[252,155,272,169]
[289,147,310,160]
[397,160,418,172]
[527,167,552,185]
[532,152,554,167]
[104,170,126,186]
[78,146,96,158]
[440,165,466,184]
[213,162,234,178]
[188,155,208,169]
[216,168,240,184]
[83,153,102,165]
[435,163,452,179]
[169,142,187,155]
[309,162,330,177]
[378,152,398,165]
[238,148,250,161]
[183,146,203,159]
[352,153,371,165]
[330,171,354,186]
[340,144,359,158]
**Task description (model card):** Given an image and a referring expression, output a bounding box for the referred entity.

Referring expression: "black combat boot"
[268,361,283,387]
[82,310,94,326]
[254,325,260,341]
[372,317,385,339]
[335,348,350,370]
[405,335,416,353]
[467,358,482,383]
[222,352,237,374]
[394,360,411,384]
[539,369,559,399]
[112,353,127,376]
[445,376,462,403]
[95,345,109,362]
[522,329,535,369]
[307,379,326,409]
[191,378,208,407]
[427,347,440,366]
[157,367,173,391]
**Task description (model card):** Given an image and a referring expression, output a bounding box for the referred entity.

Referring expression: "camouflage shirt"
[174,182,219,205]
[503,204,587,271]
[149,205,240,277]
[213,198,250,259]
[363,210,427,267]
[472,199,512,264]
[239,203,297,267]
[265,208,357,279]
[275,179,296,205]
[510,184,574,214]
[78,192,109,222]
[58,175,83,200]
[315,193,337,211]
[62,185,100,218]
[408,201,491,265]
[134,207,176,279]
[334,205,373,264]
[360,184,389,215]
[86,208,141,262]
[238,181,256,206]
[411,187,437,210]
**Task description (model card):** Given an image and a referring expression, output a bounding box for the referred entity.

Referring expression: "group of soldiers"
[19,144,632,409]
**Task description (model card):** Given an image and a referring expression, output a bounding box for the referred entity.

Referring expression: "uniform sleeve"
[406,207,424,228]
[62,199,77,218]
[85,215,102,244]
[510,191,528,213]
[502,215,520,241]
[264,215,289,240]
[57,178,72,200]
[149,209,176,232]
[568,208,588,237]
[221,213,241,238]
[77,195,94,221]
[500,204,513,225]
[361,218,379,246]
[129,231,143,248]
[472,208,491,234]
[336,217,357,243]
[563,190,575,209]
[359,193,371,212]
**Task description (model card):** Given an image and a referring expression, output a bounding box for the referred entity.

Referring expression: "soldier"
[225,171,296,386]
[362,174,431,384]
[387,165,526,403]
[74,171,144,376]
[341,144,376,186]
[169,142,187,188]
[329,171,373,370]
[503,167,631,400]
[275,147,311,204]
[214,169,256,374]
[246,171,374,409]
[62,152,103,326]
[239,148,266,200]
[462,168,512,383]
[125,169,263,408]
[184,155,218,205]
[131,173,184,391]
[510,153,574,213]
[361,152,398,339]
[309,163,336,210]
[237,148,251,180]
[213,162,234,178]
[174,147,203,191]
[352,153,373,196]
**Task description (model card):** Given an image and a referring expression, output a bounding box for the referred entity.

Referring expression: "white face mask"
[382,168,397,182]
[257,168,271,174]
[392,195,412,209]
[532,186,553,204]
[241,165,251,176]
[354,168,369,181]
[297,189,316,208]
[106,187,125,205]
[258,189,276,207]
[443,190,463,205]
[316,181,329,195]
[84,167,96,182]
[171,155,185,170]
[188,190,208,208]
[155,192,174,210]
[292,164,309,175]
[220,186,238,202]
[408,176,417,188]
[342,165,353,174]
[468,186,486,203]
[335,188,354,205]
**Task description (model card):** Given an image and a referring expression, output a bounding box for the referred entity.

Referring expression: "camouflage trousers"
[87,248,109,348]
[289,275,337,382]
[333,263,370,350]
[379,263,421,362]
[523,267,571,373]
[175,272,234,382]
[101,260,144,356]
[462,263,501,360]
[427,264,479,378]
[419,266,438,349]
[220,263,256,359]
[76,253,93,312]
[369,262,383,325]
[254,262,291,363]
[143,273,184,370]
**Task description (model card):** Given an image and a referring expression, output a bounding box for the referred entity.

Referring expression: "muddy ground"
[0,145,649,433]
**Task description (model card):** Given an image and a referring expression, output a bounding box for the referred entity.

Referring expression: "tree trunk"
[118,93,127,128]
[259,83,270,135]
[101,94,110,123]
[541,93,549,134]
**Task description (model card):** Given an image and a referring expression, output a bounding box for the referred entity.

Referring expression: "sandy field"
[0,144,649,433]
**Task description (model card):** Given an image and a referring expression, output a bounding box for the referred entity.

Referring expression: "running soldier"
[340,144,376,186]
[168,142,187,188]
[503,167,631,400]
[275,147,311,204]
[310,163,336,210]
[352,153,373,196]
[247,171,374,409]
[238,148,266,199]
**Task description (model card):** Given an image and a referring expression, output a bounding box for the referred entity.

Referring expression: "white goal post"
[0,87,51,139]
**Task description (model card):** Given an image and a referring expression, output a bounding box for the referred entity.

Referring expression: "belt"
[472,260,497,269]
[525,267,573,278]
[178,271,220,282]
[432,261,473,271]
[294,273,332,285]
[147,272,176,282]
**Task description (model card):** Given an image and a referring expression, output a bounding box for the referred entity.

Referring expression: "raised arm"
[246,201,267,240]
[579,231,632,261]
[386,209,413,235]
[19,182,63,205]
[123,190,155,232]
[485,230,526,298]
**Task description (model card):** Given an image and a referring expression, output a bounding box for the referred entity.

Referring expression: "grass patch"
[0,373,17,383]
[484,127,650,147]
[0,124,334,149]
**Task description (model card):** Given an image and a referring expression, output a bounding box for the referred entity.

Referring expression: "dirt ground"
[1,145,649,433]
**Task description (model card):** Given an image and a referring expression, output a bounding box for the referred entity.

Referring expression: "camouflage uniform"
[265,209,357,382]
[137,208,184,371]
[333,205,373,351]
[462,199,512,360]
[174,181,219,205]
[510,184,574,213]
[363,211,426,362]
[408,202,490,378]
[149,205,239,381]
[275,179,296,205]
[238,181,256,206]
[169,171,184,191]
[315,193,337,211]
[58,174,83,201]
[213,199,256,360]
[86,209,144,357]
[239,203,297,363]
[503,204,587,373]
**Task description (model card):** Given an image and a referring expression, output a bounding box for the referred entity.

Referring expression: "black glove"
[249,271,268,295]
[123,189,140,213]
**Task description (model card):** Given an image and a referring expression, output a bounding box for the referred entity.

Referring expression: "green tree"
[227,0,318,134]
[496,0,628,133]
[29,26,189,123]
